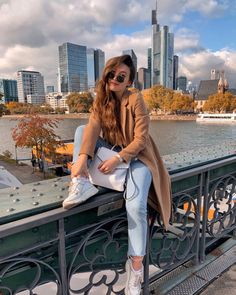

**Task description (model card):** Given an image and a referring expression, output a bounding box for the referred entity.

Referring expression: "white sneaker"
[125,258,143,295]
[63,177,99,209]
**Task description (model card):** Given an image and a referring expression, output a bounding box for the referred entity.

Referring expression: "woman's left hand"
[98,156,120,174]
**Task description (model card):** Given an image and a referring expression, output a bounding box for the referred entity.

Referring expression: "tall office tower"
[94,49,105,83]
[87,48,105,89]
[138,68,151,90]
[58,42,88,93]
[17,70,45,104]
[151,6,174,88]
[211,69,220,80]
[177,76,187,92]
[0,79,18,103]
[173,55,179,90]
[87,48,96,89]
[147,48,152,87]
[122,49,138,87]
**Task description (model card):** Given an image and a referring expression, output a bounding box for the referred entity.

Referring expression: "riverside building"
[0,79,18,103]
[17,70,45,105]
[58,42,88,93]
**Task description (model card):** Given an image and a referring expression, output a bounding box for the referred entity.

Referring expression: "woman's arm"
[119,93,150,163]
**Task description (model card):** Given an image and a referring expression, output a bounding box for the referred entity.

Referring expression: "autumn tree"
[171,93,195,114]
[144,85,174,113]
[203,92,234,113]
[12,114,64,170]
[66,92,94,113]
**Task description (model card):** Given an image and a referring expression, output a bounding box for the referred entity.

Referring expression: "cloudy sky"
[1,0,236,90]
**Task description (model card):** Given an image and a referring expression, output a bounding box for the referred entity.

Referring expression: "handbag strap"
[123,165,139,201]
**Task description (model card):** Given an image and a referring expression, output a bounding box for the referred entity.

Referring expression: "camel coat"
[79,90,172,229]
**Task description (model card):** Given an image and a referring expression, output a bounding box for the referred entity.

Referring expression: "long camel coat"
[79,90,172,229]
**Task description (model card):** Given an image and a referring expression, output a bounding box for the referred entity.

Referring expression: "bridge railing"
[0,155,236,294]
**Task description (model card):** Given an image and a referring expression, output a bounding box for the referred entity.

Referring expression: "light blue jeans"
[73,125,152,257]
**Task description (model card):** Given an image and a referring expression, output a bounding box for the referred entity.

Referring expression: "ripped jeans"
[73,125,152,257]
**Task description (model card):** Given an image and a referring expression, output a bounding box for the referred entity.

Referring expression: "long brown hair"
[93,55,136,146]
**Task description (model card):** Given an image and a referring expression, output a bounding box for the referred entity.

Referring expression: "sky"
[0,0,236,90]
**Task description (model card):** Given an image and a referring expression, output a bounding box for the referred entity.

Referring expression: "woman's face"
[107,63,131,95]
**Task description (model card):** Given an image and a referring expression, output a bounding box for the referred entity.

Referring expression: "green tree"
[12,114,64,170]
[66,92,94,113]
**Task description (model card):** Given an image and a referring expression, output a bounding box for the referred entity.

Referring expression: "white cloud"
[0,0,235,89]
[179,49,236,88]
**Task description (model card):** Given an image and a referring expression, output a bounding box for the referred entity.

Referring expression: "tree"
[144,85,174,113]
[203,92,234,113]
[66,92,94,113]
[171,93,195,114]
[12,114,64,170]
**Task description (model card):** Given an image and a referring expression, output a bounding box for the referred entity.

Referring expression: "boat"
[196,113,236,123]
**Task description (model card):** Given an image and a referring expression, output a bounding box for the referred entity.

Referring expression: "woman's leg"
[72,125,85,163]
[125,160,152,270]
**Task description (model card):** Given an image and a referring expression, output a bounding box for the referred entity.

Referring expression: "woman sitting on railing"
[62,54,172,295]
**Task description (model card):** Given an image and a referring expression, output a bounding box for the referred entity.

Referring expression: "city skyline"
[0,0,236,89]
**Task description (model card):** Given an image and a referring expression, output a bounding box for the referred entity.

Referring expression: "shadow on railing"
[0,154,236,294]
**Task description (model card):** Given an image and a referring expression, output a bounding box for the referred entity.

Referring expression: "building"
[211,69,221,80]
[177,76,187,92]
[122,49,138,87]
[46,86,55,93]
[58,42,88,93]
[0,79,18,103]
[173,55,179,90]
[46,92,69,111]
[138,68,151,90]
[94,49,105,83]
[17,70,45,104]
[87,48,105,89]
[151,6,174,88]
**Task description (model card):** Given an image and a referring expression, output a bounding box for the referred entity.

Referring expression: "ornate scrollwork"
[67,216,128,294]
[0,257,62,295]
[150,193,198,270]
[207,175,236,237]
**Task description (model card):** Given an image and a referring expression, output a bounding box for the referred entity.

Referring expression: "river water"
[0,117,236,159]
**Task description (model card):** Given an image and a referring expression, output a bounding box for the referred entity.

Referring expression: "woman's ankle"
[129,256,143,271]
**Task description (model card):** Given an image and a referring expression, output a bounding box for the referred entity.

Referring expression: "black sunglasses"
[107,71,126,83]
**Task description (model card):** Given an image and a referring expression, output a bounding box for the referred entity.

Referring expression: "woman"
[63,55,171,295]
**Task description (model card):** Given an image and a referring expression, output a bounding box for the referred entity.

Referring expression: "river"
[0,116,236,160]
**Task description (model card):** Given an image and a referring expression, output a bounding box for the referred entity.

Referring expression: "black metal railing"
[1,156,236,294]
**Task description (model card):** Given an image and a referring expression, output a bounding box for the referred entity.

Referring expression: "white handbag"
[88,147,130,191]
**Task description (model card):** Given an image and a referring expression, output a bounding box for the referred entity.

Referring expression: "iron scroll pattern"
[67,215,128,294]
[0,257,62,295]
[206,175,236,238]
[149,193,199,270]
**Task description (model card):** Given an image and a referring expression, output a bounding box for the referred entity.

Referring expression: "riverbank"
[2,113,197,121]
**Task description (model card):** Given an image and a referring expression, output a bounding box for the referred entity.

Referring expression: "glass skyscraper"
[87,48,105,89]
[122,49,138,87]
[151,7,174,89]
[0,79,18,103]
[58,42,88,93]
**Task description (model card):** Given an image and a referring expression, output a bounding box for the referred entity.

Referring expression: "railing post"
[58,218,69,295]
[199,170,210,262]
[143,215,150,295]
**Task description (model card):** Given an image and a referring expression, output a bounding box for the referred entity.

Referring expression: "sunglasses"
[107,71,126,83]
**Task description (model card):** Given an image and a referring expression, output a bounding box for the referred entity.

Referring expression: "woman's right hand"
[71,154,89,178]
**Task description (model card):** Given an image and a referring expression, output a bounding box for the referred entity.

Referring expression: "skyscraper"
[138,68,151,90]
[173,55,179,90]
[94,49,105,83]
[122,49,138,87]
[87,48,105,89]
[87,48,96,89]
[0,79,18,103]
[58,42,88,93]
[151,6,174,88]
[177,76,187,92]
[17,70,45,104]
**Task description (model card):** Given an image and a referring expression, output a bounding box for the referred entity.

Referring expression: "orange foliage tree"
[203,92,235,113]
[12,114,64,168]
